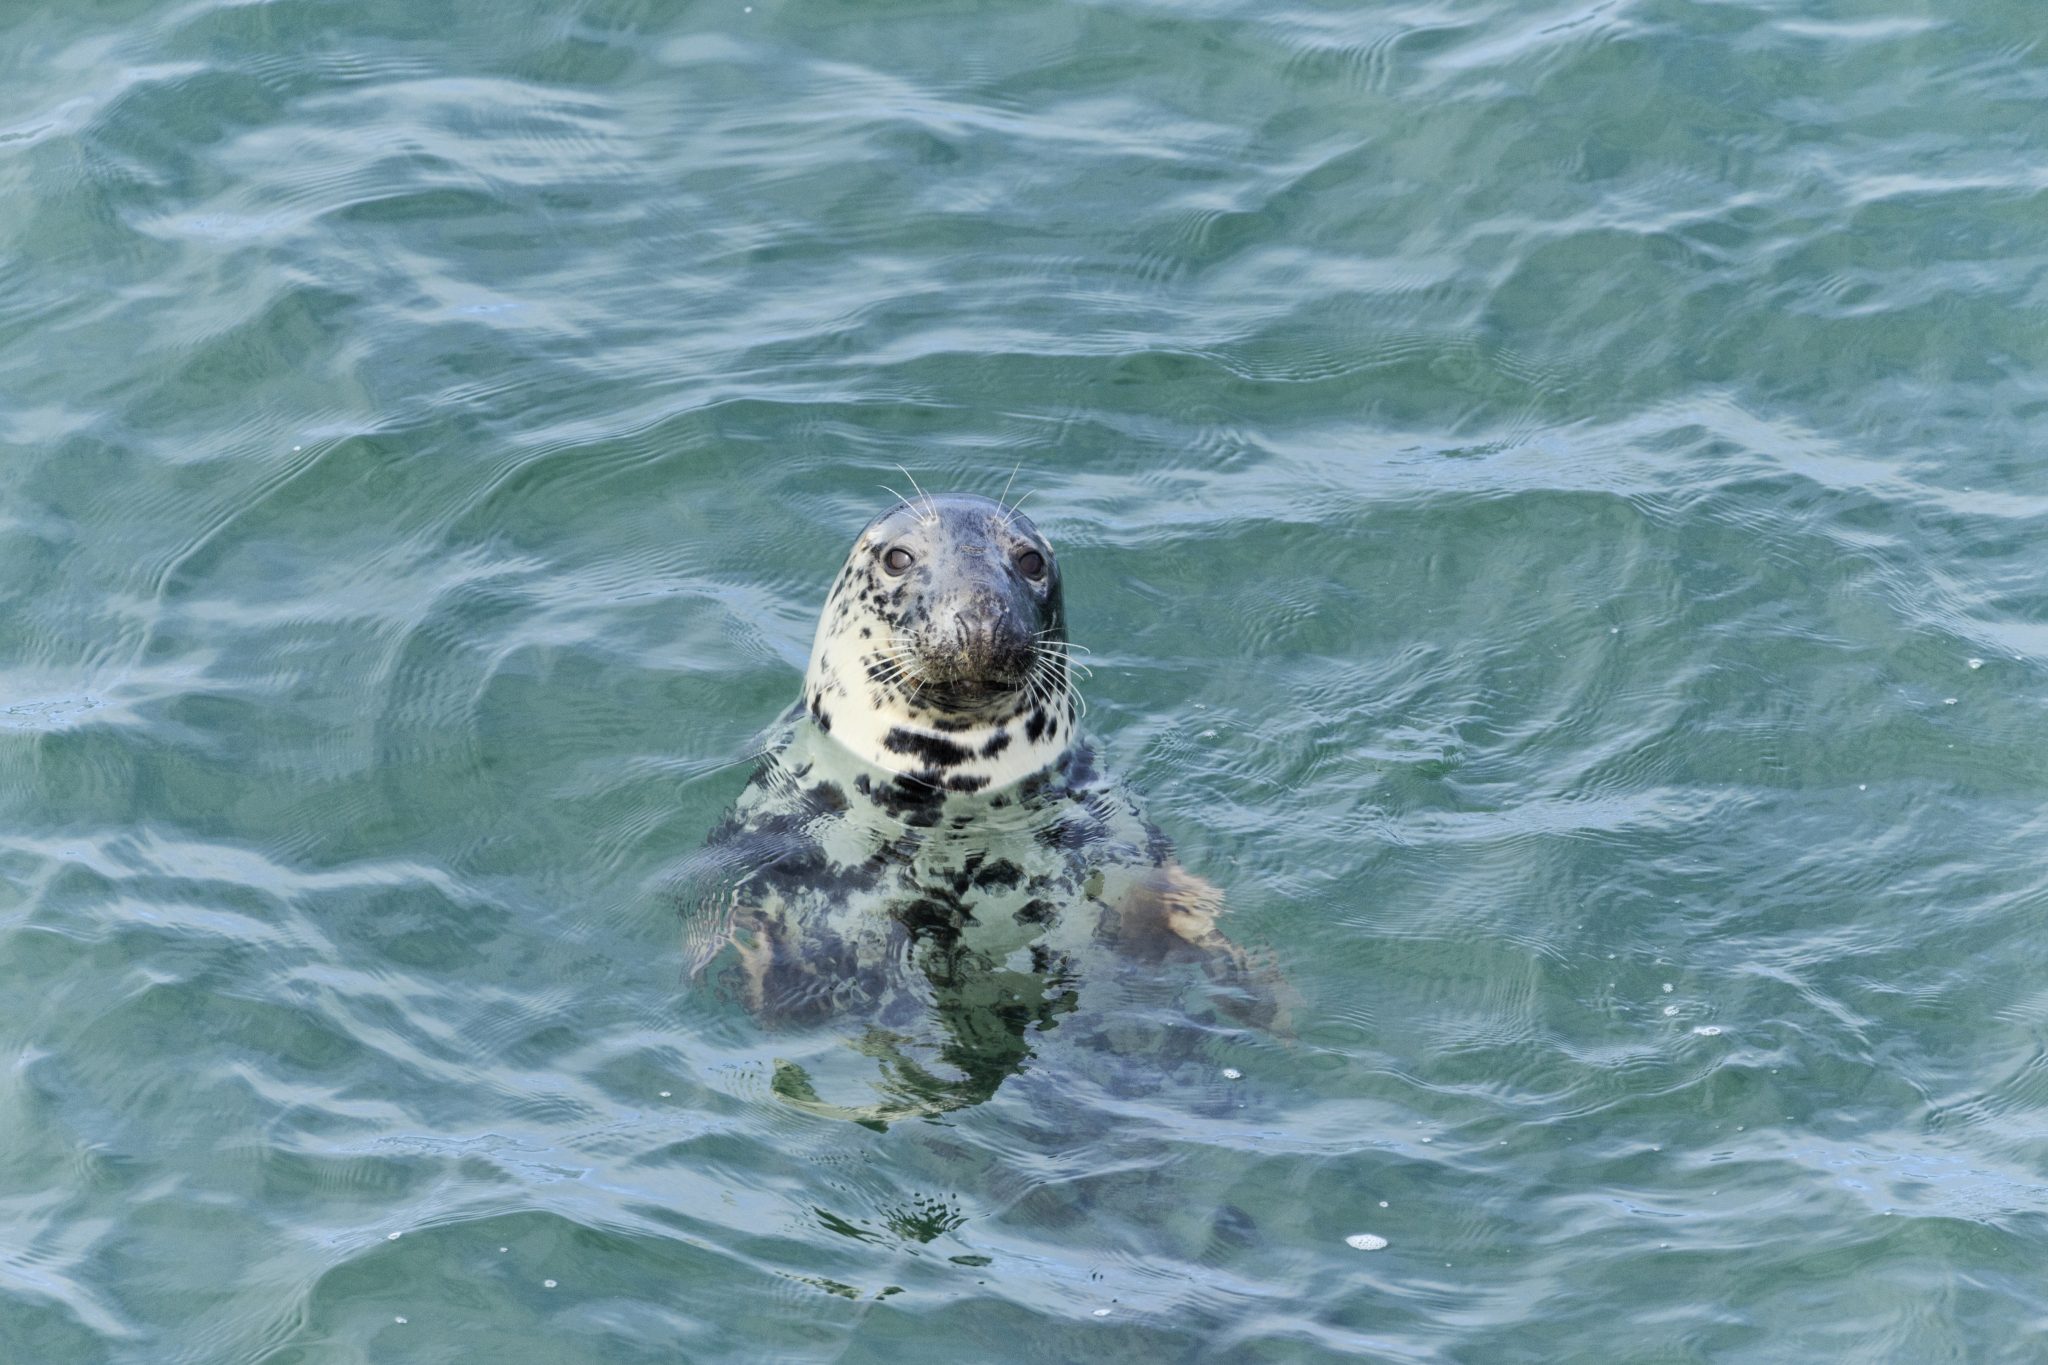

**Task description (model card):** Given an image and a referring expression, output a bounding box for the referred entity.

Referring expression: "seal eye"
[1015,548,1046,580]
[883,546,915,575]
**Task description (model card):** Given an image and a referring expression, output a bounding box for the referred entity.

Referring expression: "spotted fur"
[687,492,1276,1104]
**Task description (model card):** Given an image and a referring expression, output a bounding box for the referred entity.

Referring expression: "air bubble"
[1346,1233,1389,1251]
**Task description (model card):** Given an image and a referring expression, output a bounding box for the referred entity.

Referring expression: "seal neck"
[800,664,1074,794]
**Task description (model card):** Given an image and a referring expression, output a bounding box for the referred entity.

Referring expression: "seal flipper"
[1103,865,1292,1033]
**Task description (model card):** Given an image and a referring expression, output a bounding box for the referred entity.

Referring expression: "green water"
[4,0,2046,1359]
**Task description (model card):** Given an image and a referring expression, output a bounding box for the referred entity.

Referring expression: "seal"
[687,490,1270,1118]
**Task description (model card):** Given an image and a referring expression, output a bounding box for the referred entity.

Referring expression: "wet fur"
[693,493,1273,1050]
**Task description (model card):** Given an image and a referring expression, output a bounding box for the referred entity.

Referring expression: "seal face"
[801,492,1076,795]
[687,492,1270,1120]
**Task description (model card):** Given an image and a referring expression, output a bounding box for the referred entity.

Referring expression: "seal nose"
[957,589,1022,666]
[925,583,1031,684]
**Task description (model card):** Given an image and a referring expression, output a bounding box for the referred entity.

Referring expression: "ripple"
[5,0,2048,1357]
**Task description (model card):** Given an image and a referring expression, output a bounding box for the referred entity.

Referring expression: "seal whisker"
[997,460,1023,518]
[1035,651,1090,681]
[895,464,938,526]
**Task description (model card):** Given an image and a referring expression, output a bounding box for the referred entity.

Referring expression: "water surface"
[3,0,2046,1360]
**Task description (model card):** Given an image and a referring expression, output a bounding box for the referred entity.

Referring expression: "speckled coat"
[687,494,1262,1055]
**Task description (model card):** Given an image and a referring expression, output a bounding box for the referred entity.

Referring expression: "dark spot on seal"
[979,730,1011,759]
[884,727,970,769]
[1013,898,1056,926]
[973,858,1023,891]
[1029,944,1071,978]
[946,773,990,794]
[850,769,948,825]
[1024,709,1049,743]
[763,847,860,899]
[894,888,971,951]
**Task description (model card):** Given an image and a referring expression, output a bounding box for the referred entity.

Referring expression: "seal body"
[692,493,1259,1094]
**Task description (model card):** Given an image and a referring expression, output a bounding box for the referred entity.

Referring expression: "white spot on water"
[544,1279,557,1288]
[1662,1005,1678,1016]
[1346,1233,1389,1251]
[395,1315,407,1324]
[660,1091,671,1098]
[1092,1308,1111,1317]
[1609,626,1618,634]
[1661,982,1673,993]
[387,1231,400,1241]
[1693,1025,1722,1036]
[1378,1200,1388,1208]
[1222,1068,1242,1080]
[1968,658,1984,670]
[499,1247,508,1253]
[1199,729,1217,738]
[1859,784,1867,791]
[1943,697,1957,705]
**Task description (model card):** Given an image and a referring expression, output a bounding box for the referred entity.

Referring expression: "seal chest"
[692,492,1263,1072]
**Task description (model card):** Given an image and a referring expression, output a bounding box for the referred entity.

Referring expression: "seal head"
[802,492,1076,793]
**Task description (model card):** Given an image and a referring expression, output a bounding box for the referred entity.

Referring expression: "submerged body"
[690,492,1263,1115]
